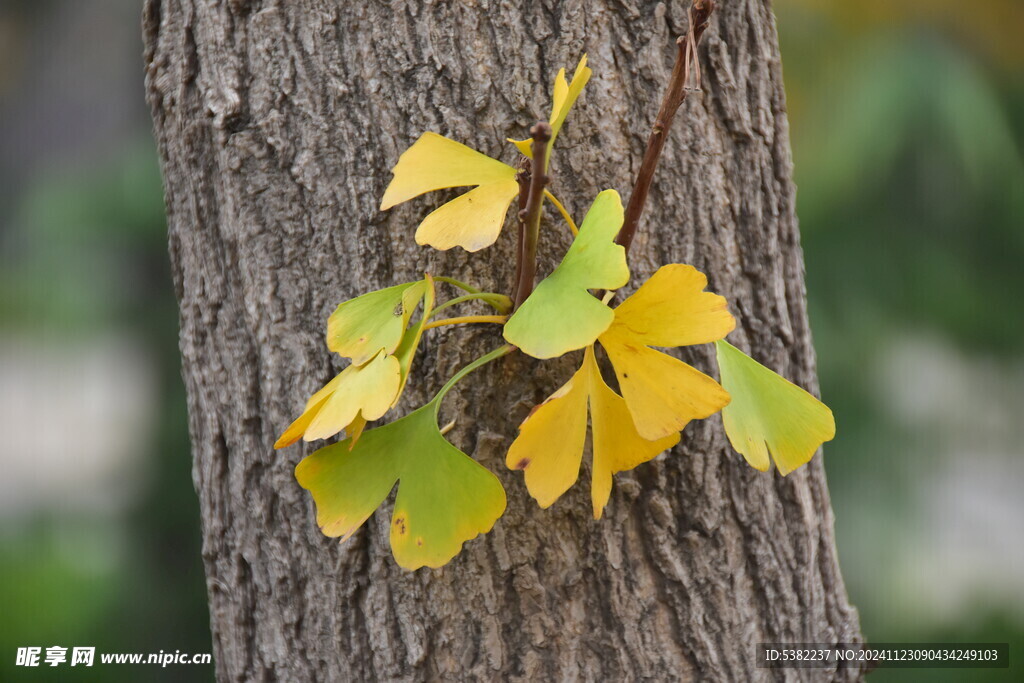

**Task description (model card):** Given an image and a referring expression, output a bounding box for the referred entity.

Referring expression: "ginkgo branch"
[423,315,509,331]
[513,122,553,309]
[615,0,715,255]
[512,157,532,302]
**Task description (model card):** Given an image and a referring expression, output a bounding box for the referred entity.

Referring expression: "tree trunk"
[144,0,862,680]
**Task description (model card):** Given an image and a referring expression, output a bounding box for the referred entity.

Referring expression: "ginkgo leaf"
[295,403,506,570]
[295,345,512,570]
[274,374,339,449]
[507,346,678,518]
[414,179,521,252]
[380,132,519,252]
[274,352,401,448]
[598,264,733,440]
[714,340,836,475]
[274,354,397,450]
[344,413,367,450]
[587,350,680,519]
[303,351,401,442]
[601,342,729,441]
[511,55,592,163]
[276,278,435,449]
[503,190,629,359]
[608,264,735,347]
[326,280,426,364]
[506,361,589,508]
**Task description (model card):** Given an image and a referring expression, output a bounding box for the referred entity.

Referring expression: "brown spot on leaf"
[416,538,423,547]
[394,516,407,535]
[515,458,531,470]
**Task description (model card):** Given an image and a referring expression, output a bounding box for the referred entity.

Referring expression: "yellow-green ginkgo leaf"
[326,280,427,364]
[599,265,733,441]
[507,346,679,518]
[295,346,511,570]
[503,189,629,359]
[714,340,836,475]
[276,278,436,449]
[380,132,519,252]
[511,55,592,163]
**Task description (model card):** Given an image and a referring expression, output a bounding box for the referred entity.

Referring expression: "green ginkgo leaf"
[714,340,836,475]
[503,189,629,359]
[294,346,511,570]
[327,280,427,364]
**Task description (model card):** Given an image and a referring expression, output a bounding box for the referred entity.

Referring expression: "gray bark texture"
[144,0,863,680]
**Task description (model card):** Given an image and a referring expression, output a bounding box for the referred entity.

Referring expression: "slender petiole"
[433,276,482,294]
[431,292,512,317]
[432,344,515,403]
[544,189,578,235]
[422,315,508,331]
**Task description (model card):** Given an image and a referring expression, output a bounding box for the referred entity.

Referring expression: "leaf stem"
[433,276,482,294]
[431,292,513,317]
[433,344,516,404]
[422,315,508,331]
[544,189,578,235]
[512,122,553,309]
[614,0,715,255]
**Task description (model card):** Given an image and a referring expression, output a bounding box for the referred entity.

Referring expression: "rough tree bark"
[144,0,862,680]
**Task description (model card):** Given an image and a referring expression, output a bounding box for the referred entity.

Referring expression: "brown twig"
[511,157,531,300]
[513,122,552,308]
[614,0,715,255]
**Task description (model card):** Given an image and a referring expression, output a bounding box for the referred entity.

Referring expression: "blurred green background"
[0,1,1020,680]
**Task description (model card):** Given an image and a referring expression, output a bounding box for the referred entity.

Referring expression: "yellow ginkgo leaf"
[714,340,836,475]
[303,351,401,442]
[380,132,519,252]
[274,351,401,448]
[600,341,729,441]
[608,264,735,347]
[511,55,592,163]
[274,373,341,449]
[507,346,678,518]
[506,363,589,508]
[599,264,734,441]
[586,349,680,519]
[503,189,629,359]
